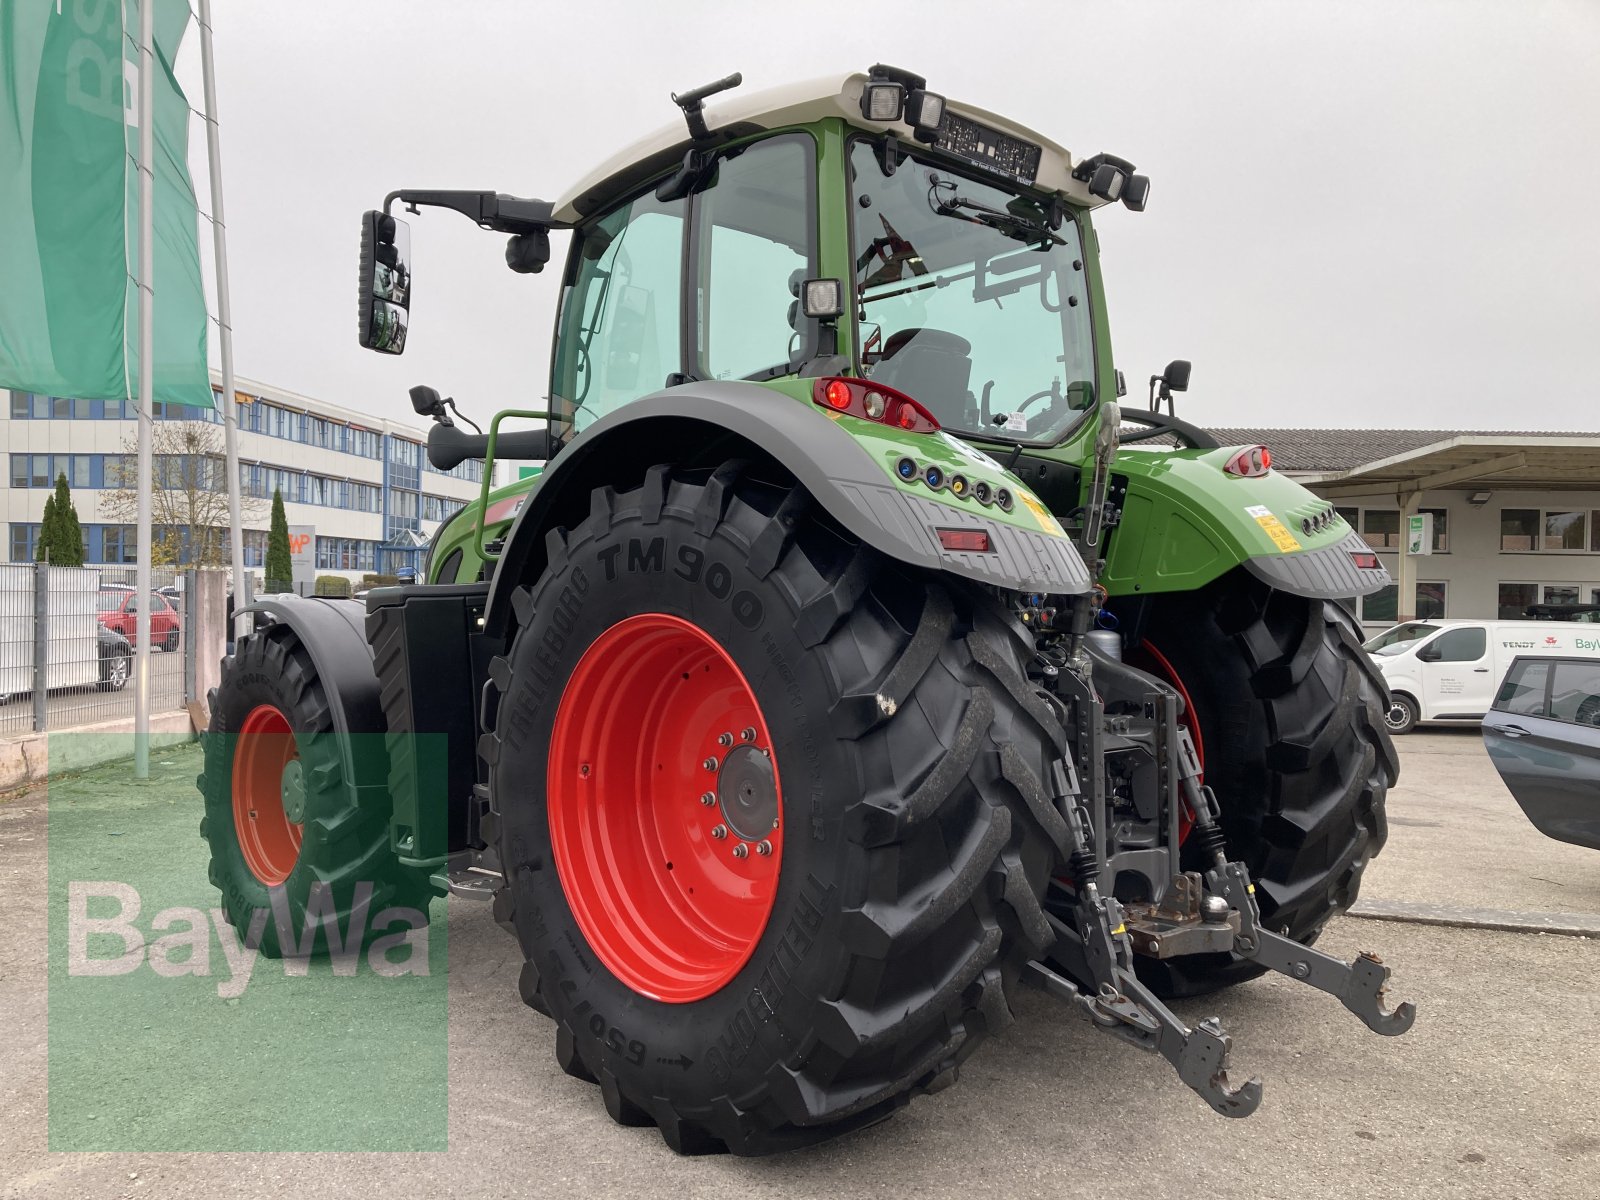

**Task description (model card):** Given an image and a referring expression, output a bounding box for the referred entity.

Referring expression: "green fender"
[1099,446,1391,599]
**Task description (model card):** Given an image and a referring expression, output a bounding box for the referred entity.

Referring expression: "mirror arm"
[382,189,571,236]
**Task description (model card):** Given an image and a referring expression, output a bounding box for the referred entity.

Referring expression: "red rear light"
[812,377,940,433]
[1350,550,1381,570]
[1222,444,1273,478]
[936,528,993,553]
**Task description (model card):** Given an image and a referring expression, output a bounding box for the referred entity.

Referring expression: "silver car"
[1483,655,1600,849]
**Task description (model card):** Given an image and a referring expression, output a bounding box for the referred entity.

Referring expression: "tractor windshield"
[849,140,1095,444]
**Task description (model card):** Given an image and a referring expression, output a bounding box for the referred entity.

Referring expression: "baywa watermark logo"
[67,881,430,997]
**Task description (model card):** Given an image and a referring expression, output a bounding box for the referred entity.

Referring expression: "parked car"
[96,588,181,651]
[97,626,132,691]
[1483,655,1600,850]
[1364,618,1600,734]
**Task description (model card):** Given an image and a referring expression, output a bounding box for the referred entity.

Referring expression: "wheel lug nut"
[717,732,734,747]
[739,727,756,742]
[703,756,719,771]
[710,825,728,840]
[699,791,716,807]
[756,840,772,856]
[732,843,749,859]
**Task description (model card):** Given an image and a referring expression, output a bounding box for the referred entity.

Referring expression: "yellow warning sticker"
[1245,504,1301,553]
[1020,491,1067,538]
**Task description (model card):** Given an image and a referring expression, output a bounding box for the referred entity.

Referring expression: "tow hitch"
[1029,724,1415,1117]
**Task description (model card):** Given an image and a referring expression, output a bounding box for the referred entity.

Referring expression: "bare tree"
[101,421,265,566]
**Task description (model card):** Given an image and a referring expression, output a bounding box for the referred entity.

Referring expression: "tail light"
[812,377,941,433]
[1222,444,1272,478]
[1350,550,1381,570]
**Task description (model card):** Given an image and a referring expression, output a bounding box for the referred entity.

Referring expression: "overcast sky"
[175,0,1600,432]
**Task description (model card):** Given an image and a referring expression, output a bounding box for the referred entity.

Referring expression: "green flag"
[0,0,211,407]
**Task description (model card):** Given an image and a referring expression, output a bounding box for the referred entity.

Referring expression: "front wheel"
[197,625,433,957]
[1116,571,1399,997]
[484,463,1072,1155]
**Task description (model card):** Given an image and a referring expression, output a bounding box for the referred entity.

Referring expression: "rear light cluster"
[895,456,1014,511]
[813,377,941,434]
[1222,444,1273,478]
[1299,504,1339,536]
[1350,550,1382,570]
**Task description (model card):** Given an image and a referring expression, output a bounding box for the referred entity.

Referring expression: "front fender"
[1100,447,1391,600]
[482,381,1090,638]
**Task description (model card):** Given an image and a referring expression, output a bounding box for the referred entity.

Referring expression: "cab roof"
[551,71,1096,224]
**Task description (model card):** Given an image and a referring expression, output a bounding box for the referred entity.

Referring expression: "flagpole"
[195,0,248,640]
[134,0,155,779]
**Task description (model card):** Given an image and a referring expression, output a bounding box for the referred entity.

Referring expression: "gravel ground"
[2,731,1597,1199]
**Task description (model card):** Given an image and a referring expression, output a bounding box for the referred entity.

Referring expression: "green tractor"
[200,66,1412,1154]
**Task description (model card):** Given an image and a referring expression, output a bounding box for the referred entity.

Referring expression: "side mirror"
[1417,643,1441,663]
[1066,380,1096,411]
[409,384,446,420]
[1162,360,1191,393]
[358,209,411,354]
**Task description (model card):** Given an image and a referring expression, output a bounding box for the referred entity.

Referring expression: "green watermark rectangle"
[47,733,449,1151]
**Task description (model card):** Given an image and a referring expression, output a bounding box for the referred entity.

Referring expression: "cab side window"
[1429,627,1486,662]
[696,136,814,381]
[552,192,687,434]
[1495,660,1549,716]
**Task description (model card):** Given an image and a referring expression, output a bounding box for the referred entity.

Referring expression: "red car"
[97,588,181,651]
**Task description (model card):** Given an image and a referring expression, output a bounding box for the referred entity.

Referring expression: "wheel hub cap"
[717,744,777,841]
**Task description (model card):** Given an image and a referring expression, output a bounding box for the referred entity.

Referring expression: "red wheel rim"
[547,613,784,1003]
[231,704,303,886]
[1129,641,1202,842]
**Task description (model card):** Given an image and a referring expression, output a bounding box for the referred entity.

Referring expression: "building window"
[101,525,136,564]
[1502,508,1598,553]
[1544,510,1588,551]
[1416,581,1447,619]
[1544,584,1582,606]
[1361,584,1398,624]
[9,523,39,562]
[1361,509,1401,550]
[1418,507,1448,553]
[1497,582,1536,618]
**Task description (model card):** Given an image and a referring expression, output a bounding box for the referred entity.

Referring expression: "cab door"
[1416,624,1493,716]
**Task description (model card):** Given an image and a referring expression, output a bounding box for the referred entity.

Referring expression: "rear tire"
[484,463,1072,1155]
[1117,570,1398,998]
[198,625,433,957]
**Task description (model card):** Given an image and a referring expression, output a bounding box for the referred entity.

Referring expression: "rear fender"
[482,381,1090,639]
[1101,447,1391,600]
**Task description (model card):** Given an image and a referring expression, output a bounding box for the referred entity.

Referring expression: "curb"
[1348,899,1600,938]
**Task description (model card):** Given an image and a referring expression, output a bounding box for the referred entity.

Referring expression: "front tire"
[1118,571,1398,997]
[485,463,1071,1155]
[198,625,433,957]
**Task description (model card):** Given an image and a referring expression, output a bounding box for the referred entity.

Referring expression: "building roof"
[1204,427,1600,496]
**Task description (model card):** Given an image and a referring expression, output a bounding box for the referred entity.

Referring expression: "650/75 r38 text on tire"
[483,462,1075,1156]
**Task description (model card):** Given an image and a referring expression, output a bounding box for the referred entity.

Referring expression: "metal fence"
[0,563,201,736]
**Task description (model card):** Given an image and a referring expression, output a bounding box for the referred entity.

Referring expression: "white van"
[1364,619,1600,734]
